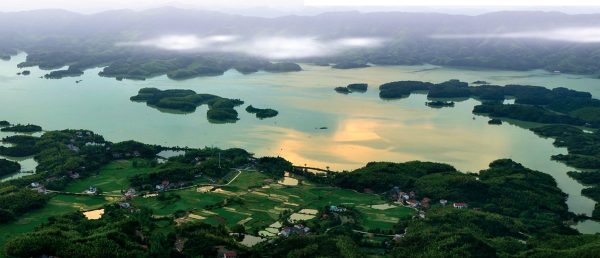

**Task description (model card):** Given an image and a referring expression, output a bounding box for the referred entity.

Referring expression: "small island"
[488,118,503,125]
[17,70,31,76]
[130,88,244,123]
[334,86,351,94]
[0,124,42,133]
[0,121,9,127]
[335,83,368,94]
[425,101,455,108]
[44,67,84,79]
[246,105,279,119]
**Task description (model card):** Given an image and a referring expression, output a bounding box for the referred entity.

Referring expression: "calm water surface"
[1,53,599,230]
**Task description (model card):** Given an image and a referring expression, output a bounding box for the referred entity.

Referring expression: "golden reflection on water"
[254,114,506,172]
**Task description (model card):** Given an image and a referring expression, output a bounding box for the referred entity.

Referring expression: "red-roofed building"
[223,251,237,258]
[453,202,468,209]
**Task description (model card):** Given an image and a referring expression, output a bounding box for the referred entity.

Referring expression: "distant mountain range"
[1,8,600,75]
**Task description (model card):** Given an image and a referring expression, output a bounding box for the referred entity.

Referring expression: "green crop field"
[131,171,414,233]
[64,159,155,194]
[0,169,414,256]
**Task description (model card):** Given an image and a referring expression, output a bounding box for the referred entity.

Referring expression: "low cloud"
[117,35,385,59]
[431,27,600,43]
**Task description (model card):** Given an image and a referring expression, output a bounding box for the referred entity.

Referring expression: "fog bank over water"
[432,26,600,43]
[118,35,385,59]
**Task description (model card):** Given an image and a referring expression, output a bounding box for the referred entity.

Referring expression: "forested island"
[131,88,244,123]
[335,83,368,94]
[245,105,279,119]
[43,67,83,79]
[0,123,599,257]
[425,100,454,108]
[96,58,301,81]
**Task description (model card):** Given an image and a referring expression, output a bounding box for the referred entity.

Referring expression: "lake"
[1,53,599,229]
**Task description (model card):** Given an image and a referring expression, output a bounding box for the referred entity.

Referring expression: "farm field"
[132,170,414,233]
[64,159,155,194]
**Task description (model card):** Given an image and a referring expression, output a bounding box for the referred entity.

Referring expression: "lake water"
[1,53,599,230]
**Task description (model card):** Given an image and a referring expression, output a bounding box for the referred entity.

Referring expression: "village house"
[439,199,448,206]
[124,188,136,199]
[453,202,468,209]
[66,144,80,153]
[119,202,131,209]
[329,205,347,213]
[421,197,431,209]
[407,199,420,208]
[215,246,237,258]
[85,186,98,195]
[37,187,49,194]
[68,171,80,179]
[30,182,40,188]
[155,180,170,191]
[279,224,310,237]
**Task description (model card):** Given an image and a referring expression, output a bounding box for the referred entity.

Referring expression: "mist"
[431,27,600,43]
[118,35,385,59]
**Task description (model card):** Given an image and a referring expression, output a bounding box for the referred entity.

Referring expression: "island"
[425,100,455,108]
[0,121,9,127]
[44,66,84,79]
[335,83,368,94]
[245,105,279,119]
[130,88,244,123]
[19,70,30,76]
[347,83,368,92]
[0,124,42,133]
[334,86,351,94]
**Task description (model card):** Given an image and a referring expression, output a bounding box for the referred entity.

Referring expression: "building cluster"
[29,182,49,194]
[215,246,237,258]
[390,186,468,211]
[279,224,311,237]
[112,150,141,159]
[390,187,431,209]
[85,186,97,195]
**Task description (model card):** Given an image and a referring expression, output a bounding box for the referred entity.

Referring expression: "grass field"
[64,159,155,194]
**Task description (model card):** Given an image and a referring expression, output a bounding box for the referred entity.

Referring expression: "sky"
[4,0,600,14]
